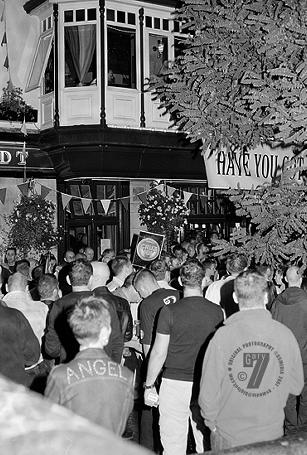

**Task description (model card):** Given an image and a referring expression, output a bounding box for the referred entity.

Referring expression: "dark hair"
[38,274,58,300]
[202,258,217,272]
[149,259,168,281]
[180,259,204,288]
[68,259,93,286]
[15,259,30,278]
[226,253,248,275]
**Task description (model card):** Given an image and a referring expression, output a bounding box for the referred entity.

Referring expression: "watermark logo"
[227,341,284,398]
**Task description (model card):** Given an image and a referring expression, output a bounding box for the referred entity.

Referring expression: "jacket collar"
[75,348,110,360]
[225,308,271,325]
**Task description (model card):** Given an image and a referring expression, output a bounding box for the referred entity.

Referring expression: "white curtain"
[65,25,96,86]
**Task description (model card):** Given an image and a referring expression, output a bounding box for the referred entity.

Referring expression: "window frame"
[25,30,53,93]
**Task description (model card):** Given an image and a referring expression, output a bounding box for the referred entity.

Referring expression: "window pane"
[128,13,135,25]
[88,8,96,20]
[117,11,125,23]
[149,34,168,77]
[65,25,97,87]
[145,16,152,28]
[107,9,115,21]
[80,185,92,198]
[43,43,54,94]
[97,184,116,216]
[107,26,136,89]
[64,10,73,22]
[76,9,85,21]
[70,185,81,197]
[174,21,180,32]
[174,37,186,59]
[26,33,53,92]
[162,19,169,31]
[154,17,160,29]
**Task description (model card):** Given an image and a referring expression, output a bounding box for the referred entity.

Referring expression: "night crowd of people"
[0,231,306,454]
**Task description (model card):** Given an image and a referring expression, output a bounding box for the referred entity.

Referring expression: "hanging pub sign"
[203,143,305,190]
[131,230,165,268]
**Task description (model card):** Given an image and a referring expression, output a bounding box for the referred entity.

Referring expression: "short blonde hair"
[234,270,268,308]
[68,296,110,342]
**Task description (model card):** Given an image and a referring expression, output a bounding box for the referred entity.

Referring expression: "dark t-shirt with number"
[157,296,224,381]
[139,288,179,346]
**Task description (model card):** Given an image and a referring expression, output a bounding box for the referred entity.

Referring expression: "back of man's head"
[68,259,93,287]
[149,259,168,281]
[68,295,111,345]
[180,259,204,289]
[15,259,30,279]
[226,253,248,276]
[38,274,59,300]
[90,261,110,290]
[8,272,28,292]
[64,250,75,263]
[234,270,268,309]
[133,269,158,298]
[111,255,131,277]
[286,266,302,287]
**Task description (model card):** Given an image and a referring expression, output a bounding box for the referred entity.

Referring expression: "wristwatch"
[143,383,155,390]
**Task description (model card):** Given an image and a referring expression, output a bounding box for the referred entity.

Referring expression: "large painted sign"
[204,144,305,189]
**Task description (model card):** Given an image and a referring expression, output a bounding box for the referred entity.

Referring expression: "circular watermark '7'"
[227,341,284,398]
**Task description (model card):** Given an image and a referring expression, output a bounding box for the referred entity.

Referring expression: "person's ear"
[233,291,238,304]
[263,292,268,307]
[99,325,111,346]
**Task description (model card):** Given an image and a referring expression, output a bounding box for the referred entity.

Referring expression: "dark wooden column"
[99,0,107,127]
[53,3,59,127]
[139,8,146,127]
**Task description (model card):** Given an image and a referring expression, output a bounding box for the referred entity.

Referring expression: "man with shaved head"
[271,265,307,434]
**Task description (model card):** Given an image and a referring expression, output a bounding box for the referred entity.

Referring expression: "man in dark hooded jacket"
[271,265,307,434]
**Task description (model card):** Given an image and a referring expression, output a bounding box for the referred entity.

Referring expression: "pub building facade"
[2,0,234,259]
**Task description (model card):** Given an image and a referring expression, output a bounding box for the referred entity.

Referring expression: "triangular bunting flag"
[81,198,91,214]
[1,32,6,46]
[61,193,72,209]
[0,188,6,204]
[155,184,164,192]
[138,192,147,204]
[101,199,111,215]
[121,197,130,211]
[167,186,176,197]
[183,191,192,205]
[21,117,27,136]
[41,184,51,200]
[3,55,8,69]
[17,182,29,197]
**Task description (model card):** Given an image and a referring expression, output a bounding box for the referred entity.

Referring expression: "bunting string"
[0,180,210,212]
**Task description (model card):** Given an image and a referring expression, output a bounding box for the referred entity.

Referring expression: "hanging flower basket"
[138,183,190,250]
[8,194,61,258]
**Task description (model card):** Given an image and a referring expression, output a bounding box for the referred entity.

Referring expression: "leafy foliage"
[213,168,307,268]
[8,194,61,257]
[153,0,307,151]
[0,85,37,122]
[138,184,190,236]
